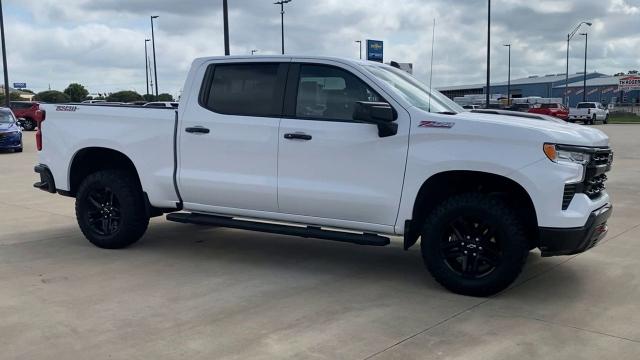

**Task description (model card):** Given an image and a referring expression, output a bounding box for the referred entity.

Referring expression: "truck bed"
[38,104,180,208]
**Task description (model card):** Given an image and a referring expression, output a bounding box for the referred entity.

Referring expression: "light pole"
[274,0,292,55]
[223,0,230,55]
[504,44,511,105]
[485,0,491,108]
[580,32,588,102]
[144,39,150,96]
[355,40,362,59]
[150,15,159,97]
[565,21,591,106]
[0,0,10,107]
[251,49,258,55]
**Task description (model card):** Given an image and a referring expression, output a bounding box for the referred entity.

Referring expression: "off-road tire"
[76,170,149,249]
[421,193,529,297]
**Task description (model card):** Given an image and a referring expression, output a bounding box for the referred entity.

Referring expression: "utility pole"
[223,0,230,55]
[355,40,362,60]
[565,21,592,106]
[151,16,159,97]
[144,39,150,96]
[0,0,10,107]
[504,44,511,105]
[581,32,588,102]
[274,0,292,55]
[485,0,491,109]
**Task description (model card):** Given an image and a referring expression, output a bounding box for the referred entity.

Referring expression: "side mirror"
[353,101,398,138]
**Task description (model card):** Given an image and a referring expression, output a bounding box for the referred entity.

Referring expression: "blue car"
[0,108,23,153]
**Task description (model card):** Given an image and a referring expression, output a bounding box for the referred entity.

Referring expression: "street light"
[150,15,159,97]
[223,0,230,55]
[0,0,10,107]
[485,0,491,108]
[251,49,258,55]
[580,33,588,102]
[564,21,592,106]
[504,44,511,105]
[144,39,150,96]
[274,0,293,55]
[355,40,362,60]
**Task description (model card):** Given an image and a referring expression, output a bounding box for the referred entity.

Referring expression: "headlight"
[543,143,591,165]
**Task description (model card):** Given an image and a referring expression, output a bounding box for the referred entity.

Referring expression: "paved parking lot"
[1,126,639,359]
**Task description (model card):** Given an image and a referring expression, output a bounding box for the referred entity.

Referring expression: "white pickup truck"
[34,56,613,296]
[569,102,610,124]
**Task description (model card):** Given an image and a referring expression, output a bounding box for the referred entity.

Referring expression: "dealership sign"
[618,76,640,91]
[366,40,384,63]
[13,82,26,89]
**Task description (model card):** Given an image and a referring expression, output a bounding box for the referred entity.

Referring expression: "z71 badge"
[418,120,455,129]
[56,105,78,112]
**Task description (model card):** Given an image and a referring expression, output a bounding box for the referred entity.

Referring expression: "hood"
[0,122,19,132]
[455,111,609,147]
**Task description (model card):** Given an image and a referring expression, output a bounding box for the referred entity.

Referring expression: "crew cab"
[569,102,609,124]
[528,103,569,120]
[34,56,613,297]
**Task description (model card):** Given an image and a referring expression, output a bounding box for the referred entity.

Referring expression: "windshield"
[364,65,464,114]
[0,111,15,124]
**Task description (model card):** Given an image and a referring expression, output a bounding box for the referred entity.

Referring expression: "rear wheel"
[590,114,596,125]
[603,115,609,124]
[76,170,149,249]
[421,193,529,297]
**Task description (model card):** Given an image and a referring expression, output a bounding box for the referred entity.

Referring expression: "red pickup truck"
[10,101,40,131]
[527,103,569,121]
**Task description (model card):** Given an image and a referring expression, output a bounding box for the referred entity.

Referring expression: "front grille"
[562,147,612,210]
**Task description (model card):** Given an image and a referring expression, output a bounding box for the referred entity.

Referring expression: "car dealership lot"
[1,127,639,359]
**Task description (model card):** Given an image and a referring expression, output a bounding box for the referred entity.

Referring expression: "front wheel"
[76,170,149,249]
[22,119,36,131]
[421,193,529,297]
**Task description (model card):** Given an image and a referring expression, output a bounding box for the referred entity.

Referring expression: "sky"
[2,0,640,96]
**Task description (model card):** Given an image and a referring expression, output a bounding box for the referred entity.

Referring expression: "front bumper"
[539,204,612,257]
[0,132,22,149]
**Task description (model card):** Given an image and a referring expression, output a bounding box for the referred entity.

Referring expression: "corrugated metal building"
[437,72,638,106]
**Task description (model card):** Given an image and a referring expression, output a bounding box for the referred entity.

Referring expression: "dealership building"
[438,73,640,106]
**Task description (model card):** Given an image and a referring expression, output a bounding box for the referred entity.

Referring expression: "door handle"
[284,133,312,141]
[185,126,210,134]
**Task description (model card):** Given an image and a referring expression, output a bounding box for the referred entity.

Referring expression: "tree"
[143,94,156,102]
[0,92,25,103]
[157,93,174,101]
[34,90,71,103]
[64,83,89,102]
[629,70,638,75]
[107,91,143,103]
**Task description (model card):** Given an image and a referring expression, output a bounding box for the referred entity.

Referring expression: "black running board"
[166,213,390,246]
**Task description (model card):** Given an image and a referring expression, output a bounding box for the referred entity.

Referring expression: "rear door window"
[202,63,286,117]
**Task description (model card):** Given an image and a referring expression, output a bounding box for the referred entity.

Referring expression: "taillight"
[35,110,45,151]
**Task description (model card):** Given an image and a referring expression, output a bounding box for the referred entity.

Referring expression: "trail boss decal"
[56,105,78,112]
[419,120,455,129]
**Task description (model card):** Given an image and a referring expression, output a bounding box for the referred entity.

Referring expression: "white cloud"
[2,0,639,95]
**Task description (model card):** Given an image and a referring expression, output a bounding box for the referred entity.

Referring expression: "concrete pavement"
[1,126,639,359]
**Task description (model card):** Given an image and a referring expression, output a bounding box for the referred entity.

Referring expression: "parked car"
[569,102,609,124]
[462,105,481,110]
[81,100,106,104]
[9,101,40,131]
[34,55,613,297]
[528,103,569,120]
[505,103,532,112]
[0,108,23,152]
[143,101,179,108]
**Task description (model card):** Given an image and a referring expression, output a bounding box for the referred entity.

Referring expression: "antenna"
[428,18,436,113]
